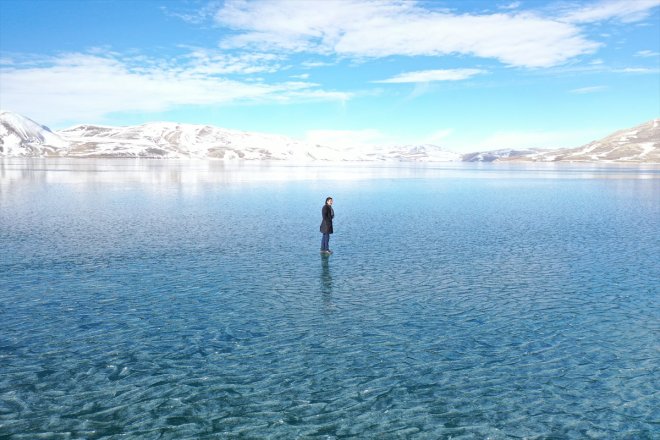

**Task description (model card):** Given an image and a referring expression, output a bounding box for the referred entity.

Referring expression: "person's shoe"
[320,250,331,255]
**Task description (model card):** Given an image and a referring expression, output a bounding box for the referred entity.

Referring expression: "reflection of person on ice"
[320,197,334,255]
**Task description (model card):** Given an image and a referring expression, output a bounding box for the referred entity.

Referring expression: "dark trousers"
[321,233,330,251]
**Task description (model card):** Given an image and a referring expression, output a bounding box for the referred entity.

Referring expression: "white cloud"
[560,0,660,24]
[614,67,658,73]
[500,2,522,10]
[161,1,223,24]
[570,85,608,93]
[0,53,350,125]
[181,49,285,75]
[301,60,335,69]
[374,68,485,83]
[636,50,660,57]
[212,0,601,68]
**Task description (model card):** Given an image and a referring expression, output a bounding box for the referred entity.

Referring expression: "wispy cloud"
[614,67,659,73]
[211,0,601,68]
[499,2,522,10]
[636,49,660,57]
[301,60,334,69]
[570,85,608,94]
[161,1,223,24]
[290,73,310,80]
[374,69,486,84]
[0,52,350,125]
[559,0,660,24]
[172,49,287,75]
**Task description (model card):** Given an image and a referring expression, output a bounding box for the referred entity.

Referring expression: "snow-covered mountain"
[0,111,459,161]
[514,119,660,163]
[1,111,658,162]
[58,122,348,160]
[364,144,461,162]
[0,112,68,156]
[461,148,545,162]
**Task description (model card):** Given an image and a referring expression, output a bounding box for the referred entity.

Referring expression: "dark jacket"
[320,204,334,234]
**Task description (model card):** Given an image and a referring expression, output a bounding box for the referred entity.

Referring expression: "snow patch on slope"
[0,111,68,156]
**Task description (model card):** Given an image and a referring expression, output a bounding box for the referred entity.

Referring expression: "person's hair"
[325,197,333,204]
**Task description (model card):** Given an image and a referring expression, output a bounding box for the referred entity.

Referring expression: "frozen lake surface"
[1,159,659,439]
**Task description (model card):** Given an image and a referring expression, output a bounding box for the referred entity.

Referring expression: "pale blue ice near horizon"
[0,159,659,439]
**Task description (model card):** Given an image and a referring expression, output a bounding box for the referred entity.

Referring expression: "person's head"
[325,197,333,205]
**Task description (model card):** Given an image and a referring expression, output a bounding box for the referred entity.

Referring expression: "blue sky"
[1,0,659,152]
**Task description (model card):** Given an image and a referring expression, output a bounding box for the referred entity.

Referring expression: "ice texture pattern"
[1,160,659,439]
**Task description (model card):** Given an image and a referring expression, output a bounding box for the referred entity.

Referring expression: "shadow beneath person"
[320,254,333,309]
[321,255,332,292]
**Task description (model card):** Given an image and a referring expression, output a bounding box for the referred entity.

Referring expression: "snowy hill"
[58,124,462,161]
[501,119,660,163]
[462,148,545,162]
[0,112,68,156]
[0,111,657,162]
[364,144,461,162]
[58,122,348,161]
[0,111,458,161]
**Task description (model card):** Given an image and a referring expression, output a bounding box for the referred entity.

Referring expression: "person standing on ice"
[320,197,334,255]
